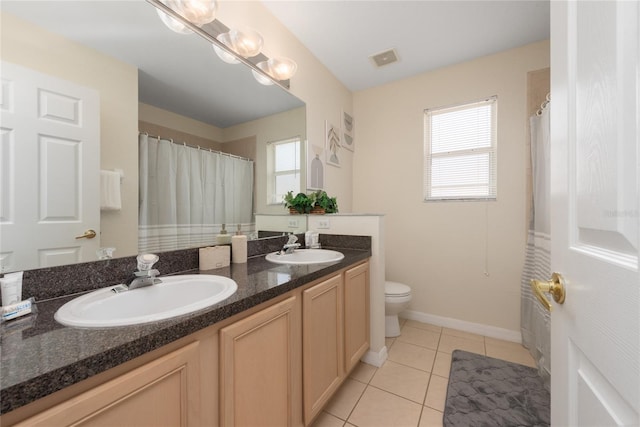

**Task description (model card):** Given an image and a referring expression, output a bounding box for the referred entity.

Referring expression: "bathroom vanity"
[0,236,371,426]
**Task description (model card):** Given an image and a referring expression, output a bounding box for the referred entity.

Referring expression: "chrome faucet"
[279,234,301,255]
[115,254,162,292]
[127,269,162,290]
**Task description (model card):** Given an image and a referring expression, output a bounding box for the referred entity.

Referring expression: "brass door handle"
[531,272,566,311]
[75,229,97,239]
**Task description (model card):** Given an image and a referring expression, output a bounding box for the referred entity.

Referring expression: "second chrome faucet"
[279,234,301,255]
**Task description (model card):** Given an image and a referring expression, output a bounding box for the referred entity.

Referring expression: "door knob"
[531,272,566,311]
[75,229,97,239]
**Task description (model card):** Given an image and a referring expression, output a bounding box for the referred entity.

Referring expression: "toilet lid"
[385,281,411,297]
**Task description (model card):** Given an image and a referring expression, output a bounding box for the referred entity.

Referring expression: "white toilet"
[385,281,413,337]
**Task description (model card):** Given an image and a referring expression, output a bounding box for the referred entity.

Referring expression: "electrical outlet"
[288,219,299,228]
[317,219,330,229]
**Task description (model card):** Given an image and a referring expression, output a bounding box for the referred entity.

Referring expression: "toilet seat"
[385,281,411,297]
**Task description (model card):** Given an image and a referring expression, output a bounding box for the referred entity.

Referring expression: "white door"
[550,1,639,425]
[0,61,100,272]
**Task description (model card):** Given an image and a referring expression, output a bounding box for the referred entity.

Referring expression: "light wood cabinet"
[344,262,370,373]
[14,341,202,427]
[302,274,344,424]
[219,296,300,427]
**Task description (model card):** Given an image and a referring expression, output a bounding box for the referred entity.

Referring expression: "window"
[424,96,497,201]
[267,137,301,204]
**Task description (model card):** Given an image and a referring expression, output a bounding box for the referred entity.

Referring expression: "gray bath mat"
[443,350,550,427]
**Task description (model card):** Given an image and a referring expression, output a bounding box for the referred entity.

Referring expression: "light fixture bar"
[146,0,290,89]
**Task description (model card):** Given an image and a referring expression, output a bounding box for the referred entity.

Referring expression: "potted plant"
[283,191,313,214]
[309,190,338,214]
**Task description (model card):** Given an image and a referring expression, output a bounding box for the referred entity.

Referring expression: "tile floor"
[312,318,536,427]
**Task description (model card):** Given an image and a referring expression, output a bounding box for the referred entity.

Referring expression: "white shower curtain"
[521,106,551,389]
[138,134,253,253]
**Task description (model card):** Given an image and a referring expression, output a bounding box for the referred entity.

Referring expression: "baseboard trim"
[402,310,522,343]
[361,346,388,367]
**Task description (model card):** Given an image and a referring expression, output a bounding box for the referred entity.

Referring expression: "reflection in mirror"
[255,214,308,237]
[0,1,306,273]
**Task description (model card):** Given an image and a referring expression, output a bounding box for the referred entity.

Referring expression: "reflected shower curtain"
[520,106,551,389]
[138,134,253,253]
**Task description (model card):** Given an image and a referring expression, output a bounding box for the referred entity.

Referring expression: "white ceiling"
[262,0,550,91]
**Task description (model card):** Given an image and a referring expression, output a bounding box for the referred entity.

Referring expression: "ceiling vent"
[369,49,399,68]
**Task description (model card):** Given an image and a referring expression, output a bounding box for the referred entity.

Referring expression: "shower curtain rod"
[535,92,551,116]
[140,132,253,162]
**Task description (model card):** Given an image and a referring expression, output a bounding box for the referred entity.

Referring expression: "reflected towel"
[100,170,122,211]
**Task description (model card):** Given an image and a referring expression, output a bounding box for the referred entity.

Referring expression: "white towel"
[100,170,122,211]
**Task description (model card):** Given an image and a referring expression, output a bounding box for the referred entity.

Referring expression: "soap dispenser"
[216,224,232,244]
[231,225,247,264]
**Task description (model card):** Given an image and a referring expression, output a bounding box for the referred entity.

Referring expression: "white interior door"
[550,1,639,425]
[0,61,100,272]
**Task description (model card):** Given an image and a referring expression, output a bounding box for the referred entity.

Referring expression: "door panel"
[219,296,298,427]
[303,274,344,424]
[550,1,639,425]
[344,262,370,373]
[39,135,81,221]
[15,342,201,427]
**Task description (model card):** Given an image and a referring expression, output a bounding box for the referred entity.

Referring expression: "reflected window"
[267,137,301,204]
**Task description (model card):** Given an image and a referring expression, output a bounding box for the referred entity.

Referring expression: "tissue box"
[199,246,230,270]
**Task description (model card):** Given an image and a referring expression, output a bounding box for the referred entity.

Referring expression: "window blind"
[424,97,497,201]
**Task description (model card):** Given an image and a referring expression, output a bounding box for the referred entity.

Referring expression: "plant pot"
[310,207,326,214]
[289,207,300,214]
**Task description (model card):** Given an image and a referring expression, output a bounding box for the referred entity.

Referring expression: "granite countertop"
[0,245,371,415]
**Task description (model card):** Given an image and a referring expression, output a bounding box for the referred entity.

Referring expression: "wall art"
[325,120,341,167]
[341,110,355,152]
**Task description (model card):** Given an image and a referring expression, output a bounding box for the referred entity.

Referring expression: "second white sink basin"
[55,274,237,328]
[265,249,344,265]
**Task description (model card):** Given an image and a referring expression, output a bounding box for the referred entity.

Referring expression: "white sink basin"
[265,249,344,265]
[55,274,237,328]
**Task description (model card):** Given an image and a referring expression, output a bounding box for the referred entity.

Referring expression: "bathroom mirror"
[0,1,306,272]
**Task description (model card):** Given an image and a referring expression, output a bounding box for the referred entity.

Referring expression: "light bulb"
[156,2,192,34]
[174,0,217,26]
[229,28,263,58]
[267,57,297,80]
[252,61,274,86]
[213,33,240,64]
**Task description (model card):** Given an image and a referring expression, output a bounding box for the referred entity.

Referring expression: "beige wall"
[1,12,139,257]
[139,102,224,145]
[353,40,550,333]
[215,1,354,212]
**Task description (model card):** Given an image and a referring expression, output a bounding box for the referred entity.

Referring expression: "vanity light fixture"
[150,0,295,88]
[252,57,298,85]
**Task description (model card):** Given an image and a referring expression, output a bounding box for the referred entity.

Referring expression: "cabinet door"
[302,274,344,424]
[219,296,298,427]
[15,342,201,427]
[344,262,370,373]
